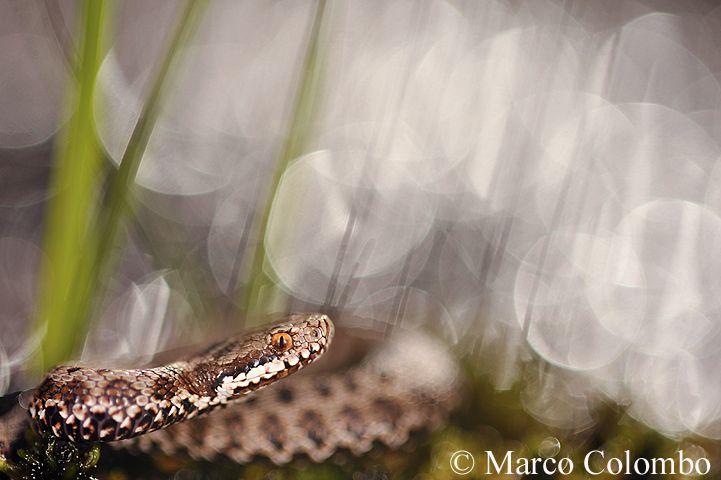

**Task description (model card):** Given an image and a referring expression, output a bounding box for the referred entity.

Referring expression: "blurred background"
[3,0,721,477]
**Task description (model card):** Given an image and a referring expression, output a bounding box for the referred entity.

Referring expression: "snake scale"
[3,313,460,466]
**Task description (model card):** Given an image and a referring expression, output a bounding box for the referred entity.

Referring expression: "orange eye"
[272,332,293,351]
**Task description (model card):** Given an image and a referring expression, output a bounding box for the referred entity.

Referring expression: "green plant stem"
[34,0,109,373]
[239,0,327,319]
[33,0,209,373]
[94,0,209,267]
[63,0,210,365]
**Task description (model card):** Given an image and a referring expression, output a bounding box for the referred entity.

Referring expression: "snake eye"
[272,332,293,352]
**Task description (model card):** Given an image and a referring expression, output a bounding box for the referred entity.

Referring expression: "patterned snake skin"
[22,313,459,465]
[29,314,333,443]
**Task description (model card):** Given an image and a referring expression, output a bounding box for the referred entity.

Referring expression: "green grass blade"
[239,0,328,319]
[94,0,209,264]
[33,0,209,373]
[33,0,110,373]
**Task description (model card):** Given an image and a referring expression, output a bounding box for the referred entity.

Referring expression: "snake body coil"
[130,326,459,464]
[23,313,459,465]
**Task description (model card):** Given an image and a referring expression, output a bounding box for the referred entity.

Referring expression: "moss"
[1,432,100,480]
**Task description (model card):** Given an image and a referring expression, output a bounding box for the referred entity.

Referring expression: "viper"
[2,313,459,466]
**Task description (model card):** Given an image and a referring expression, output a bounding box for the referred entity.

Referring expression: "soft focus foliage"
[3,1,721,476]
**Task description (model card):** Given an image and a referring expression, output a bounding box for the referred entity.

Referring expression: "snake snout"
[212,314,333,401]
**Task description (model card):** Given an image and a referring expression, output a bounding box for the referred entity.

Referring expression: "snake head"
[210,313,334,401]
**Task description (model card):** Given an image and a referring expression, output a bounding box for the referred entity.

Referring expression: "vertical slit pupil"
[273,333,286,349]
[273,332,291,351]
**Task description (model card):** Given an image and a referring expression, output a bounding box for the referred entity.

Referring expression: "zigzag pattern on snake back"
[19,313,460,465]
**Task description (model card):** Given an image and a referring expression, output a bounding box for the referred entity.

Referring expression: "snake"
[2,313,460,466]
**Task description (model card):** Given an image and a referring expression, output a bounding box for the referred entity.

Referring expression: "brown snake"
[4,313,459,465]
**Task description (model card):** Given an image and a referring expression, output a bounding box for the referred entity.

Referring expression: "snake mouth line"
[214,315,332,398]
[215,353,319,397]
